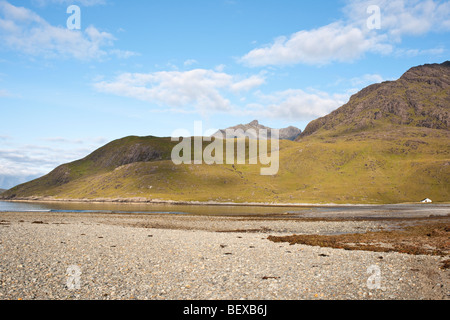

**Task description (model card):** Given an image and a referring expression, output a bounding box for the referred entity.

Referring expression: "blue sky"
[0,0,449,188]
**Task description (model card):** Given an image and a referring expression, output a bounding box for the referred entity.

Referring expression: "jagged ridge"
[213,120,302,141]
[300,61,450,138]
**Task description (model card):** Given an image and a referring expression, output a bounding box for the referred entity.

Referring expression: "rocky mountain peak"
[299,61,450,138]
[213,120,302,141]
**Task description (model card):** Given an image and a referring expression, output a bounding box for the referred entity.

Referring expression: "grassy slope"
[4,63,448,204]
[3,126,449,204]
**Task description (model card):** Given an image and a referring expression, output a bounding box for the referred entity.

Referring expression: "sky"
[0,0,449,188]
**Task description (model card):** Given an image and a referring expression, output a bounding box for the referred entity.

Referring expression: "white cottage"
[421,198,432,203]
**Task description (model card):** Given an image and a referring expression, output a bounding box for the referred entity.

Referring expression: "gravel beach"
[0,211,448,300]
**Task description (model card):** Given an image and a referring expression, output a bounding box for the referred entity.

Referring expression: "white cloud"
[0,147,83,176]
[0,137,106,181]
[183,59,198,66]
[345,0,450,38]
[248,89,350,120]
[94,68,357,121]
[229,74,266,92]
[94,69,266,114]
[0,1,130,60]
[240,0,449,67]
[109,49,140,59]
[214,64,226,72]
[240,22,391,67]
[394,47,446,57]
[349,73,384,87]
[32,0,106,7]
[0,1,44,23]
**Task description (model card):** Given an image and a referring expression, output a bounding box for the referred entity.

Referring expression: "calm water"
[1,201,447,218]
[0,200,296,216]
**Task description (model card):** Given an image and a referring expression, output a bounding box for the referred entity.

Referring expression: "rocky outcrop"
[300,61,450,138]
[213,120,302,141]
[86,142,167,169]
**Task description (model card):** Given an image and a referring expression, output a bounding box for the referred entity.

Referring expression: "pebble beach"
[0,211,448,300]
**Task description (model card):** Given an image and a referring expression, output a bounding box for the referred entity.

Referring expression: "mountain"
[0,189,6,194]
[213,120,302,141]
[1,62,449,204]
[300,61,449,139]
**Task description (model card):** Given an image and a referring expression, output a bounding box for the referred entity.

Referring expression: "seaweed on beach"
[268,222,450,257]
[441,259,450,269]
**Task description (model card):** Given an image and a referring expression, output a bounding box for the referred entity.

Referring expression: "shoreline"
[2,199,449,221]
[0,197,443,207]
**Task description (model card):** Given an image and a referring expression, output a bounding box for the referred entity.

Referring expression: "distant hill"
[0,189,6,194]
[213,120,302,141]
[2,62,449,204]
[0,174,40,191]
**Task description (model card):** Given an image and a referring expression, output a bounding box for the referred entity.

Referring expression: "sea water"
[0,200,294,216]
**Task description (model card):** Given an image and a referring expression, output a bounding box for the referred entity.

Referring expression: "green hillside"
[2,125,448,204]
[2,62,449,204]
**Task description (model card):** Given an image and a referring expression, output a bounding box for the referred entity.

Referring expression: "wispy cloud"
[0,135,108,180]
[0,88,11,97]
[110,49,140,59]
[0,149,66,176]
[183,59,198,67]
[349,73,385,87]
[41,137,84,144]
[31,0,106,7]
[93,66,373,121]
[345,0,450,38]
[0,145,92,169]
[394,47,446,57]
[94,69,266,114]
[0,135,11,141]
[240,22,391,67]
[240,0,450,67]
[41,136,108,145]
[0,1,136,60]
[243,89,350,120]
[0,146,92,186]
